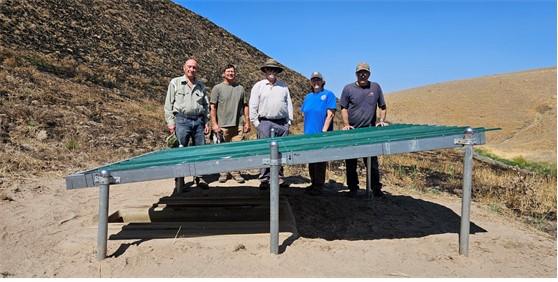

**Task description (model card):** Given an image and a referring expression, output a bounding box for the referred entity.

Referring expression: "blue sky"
[175,0,556,96]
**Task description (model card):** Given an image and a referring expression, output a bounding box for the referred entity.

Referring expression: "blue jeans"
[175,114,206,184]
[175,114,205,147]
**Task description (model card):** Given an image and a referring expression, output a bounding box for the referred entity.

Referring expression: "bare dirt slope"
[386,68,557,163]
[0,174,555,278]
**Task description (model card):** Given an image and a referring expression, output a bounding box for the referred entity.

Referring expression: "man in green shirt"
[210,64,251,183]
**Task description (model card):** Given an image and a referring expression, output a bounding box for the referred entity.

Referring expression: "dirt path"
[0,173,555,277]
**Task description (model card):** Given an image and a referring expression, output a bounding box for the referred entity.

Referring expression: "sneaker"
[232,174,245,183]
[196,177,209,190]
[373,189,385,198]
[218,174,228,183]
[259,182,270,191]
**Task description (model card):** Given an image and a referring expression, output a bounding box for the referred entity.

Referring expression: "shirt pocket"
[175,91,186,106]
[365,92,378,107]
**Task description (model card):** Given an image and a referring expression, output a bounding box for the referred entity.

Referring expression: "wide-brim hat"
[260,59,284,73]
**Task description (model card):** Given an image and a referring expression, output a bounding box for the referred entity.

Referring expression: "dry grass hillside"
[0,0,309,182]
[386,68,557,164]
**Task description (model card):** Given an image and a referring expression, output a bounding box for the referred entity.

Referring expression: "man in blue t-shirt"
[301,71,337,195]
[339,62,388,198]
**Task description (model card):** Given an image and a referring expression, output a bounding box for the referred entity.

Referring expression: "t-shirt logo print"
[368,92,375,96]
[320,94,327,101]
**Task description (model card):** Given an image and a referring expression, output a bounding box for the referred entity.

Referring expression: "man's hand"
[212,124,221,134]
[375,120,389,127]
[342,125,354,130]
[204,123,210,135]
[168,125,176,134]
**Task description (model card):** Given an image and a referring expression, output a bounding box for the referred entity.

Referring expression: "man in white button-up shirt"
[249,59,293,190]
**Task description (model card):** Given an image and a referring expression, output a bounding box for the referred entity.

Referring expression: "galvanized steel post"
[459,128,475,256]
[269,141,280,254]
[97,170,110,261]
[176,144,185,193]
[366,157,372,199]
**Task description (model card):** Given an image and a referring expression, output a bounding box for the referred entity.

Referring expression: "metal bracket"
[382,142,391,154]
[262,158,285,165]
[454,138,478,145]
[94,174,121,185]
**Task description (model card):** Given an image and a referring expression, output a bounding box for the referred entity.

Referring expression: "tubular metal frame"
[67,127,484,260]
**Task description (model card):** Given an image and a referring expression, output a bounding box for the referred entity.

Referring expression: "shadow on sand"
[107,174,485,257]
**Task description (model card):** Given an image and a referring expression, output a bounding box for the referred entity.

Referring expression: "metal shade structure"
[65,124,489,260]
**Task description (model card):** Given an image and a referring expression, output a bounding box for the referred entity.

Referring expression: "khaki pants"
[220,126,244,178]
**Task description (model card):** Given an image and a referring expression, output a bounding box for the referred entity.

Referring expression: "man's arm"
[375,106,388,126]
[243,104,251,133]
[164,80,176,133]
[286,88,294,126]
[210,103,220,133]
[341,108,353,130]
[248,83,260,128]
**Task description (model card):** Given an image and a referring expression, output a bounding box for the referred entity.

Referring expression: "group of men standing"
[164,58,387,197]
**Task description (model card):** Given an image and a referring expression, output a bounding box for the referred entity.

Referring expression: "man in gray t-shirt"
[210,64,250,183]
[339,62,388,198]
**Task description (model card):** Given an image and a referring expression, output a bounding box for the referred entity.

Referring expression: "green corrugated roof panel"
[97,124,487,172]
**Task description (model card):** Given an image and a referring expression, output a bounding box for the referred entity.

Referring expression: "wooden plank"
[108,221,296,239]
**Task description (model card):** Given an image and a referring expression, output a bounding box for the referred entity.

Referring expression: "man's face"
[264,67,279,82]
[311,77,324,91]
[356,70,370,83]
[184,59,198,79]
[223,67,236,81]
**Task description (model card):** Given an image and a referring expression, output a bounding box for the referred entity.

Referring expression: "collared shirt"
[249,79,293,128]
[339,81,385,128]
[164,75,209,127]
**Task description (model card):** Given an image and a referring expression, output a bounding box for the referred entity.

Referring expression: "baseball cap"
[310,71,323,80]
[355,62,370,73]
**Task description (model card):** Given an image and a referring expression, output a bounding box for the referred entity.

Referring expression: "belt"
[258,117,287,123]
[176,112,203,120]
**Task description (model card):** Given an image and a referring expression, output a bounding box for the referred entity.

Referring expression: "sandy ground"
[0,171,555,278]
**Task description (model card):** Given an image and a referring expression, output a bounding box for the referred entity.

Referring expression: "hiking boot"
[232,174,245,183]
[259,181,270,191]
[196,177,209,190]
[218,174,228,183]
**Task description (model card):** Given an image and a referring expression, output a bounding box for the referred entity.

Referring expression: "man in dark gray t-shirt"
[210,64,250,183]
[339,62,388,198]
